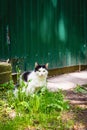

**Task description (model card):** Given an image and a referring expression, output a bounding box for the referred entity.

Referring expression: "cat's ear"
[35,62,39,68]
[45,63,49,69]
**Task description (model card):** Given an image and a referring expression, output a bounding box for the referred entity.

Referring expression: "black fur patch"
[35,65,47,72]
[22,71,31,82]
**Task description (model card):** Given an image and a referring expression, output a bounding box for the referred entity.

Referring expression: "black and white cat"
[14,62,48,96]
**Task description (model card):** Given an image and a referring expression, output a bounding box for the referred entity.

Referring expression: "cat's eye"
[43,70,45,72]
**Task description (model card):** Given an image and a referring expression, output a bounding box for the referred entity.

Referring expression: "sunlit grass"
[0,81,73,130]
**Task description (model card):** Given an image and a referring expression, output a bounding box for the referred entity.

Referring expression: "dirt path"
[64,86,87,130]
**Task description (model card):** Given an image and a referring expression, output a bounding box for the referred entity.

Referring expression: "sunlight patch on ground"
[47,81,75,91]
[69,71,87,79]
[48,71,87,91]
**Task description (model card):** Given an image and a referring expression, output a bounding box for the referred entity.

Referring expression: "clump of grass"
[0,80,14,90]
[0,77,72,130]
[8,87,69,113]
[74,84,87,94]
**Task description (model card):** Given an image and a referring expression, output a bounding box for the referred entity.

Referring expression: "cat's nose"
[40,73,44,76]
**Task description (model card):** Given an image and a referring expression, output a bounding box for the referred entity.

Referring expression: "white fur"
[13,64,48,97]
[22,67,48,95]
[25,68,48,95]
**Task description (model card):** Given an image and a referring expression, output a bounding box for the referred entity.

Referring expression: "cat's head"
[34,62,48,78]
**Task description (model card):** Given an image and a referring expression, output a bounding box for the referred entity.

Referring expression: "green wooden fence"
[0,0,87,71]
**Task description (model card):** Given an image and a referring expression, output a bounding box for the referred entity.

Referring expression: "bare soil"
[64,85,87,130]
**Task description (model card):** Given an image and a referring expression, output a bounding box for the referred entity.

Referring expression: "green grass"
[0,81,72,130]
[74,84,87,94]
